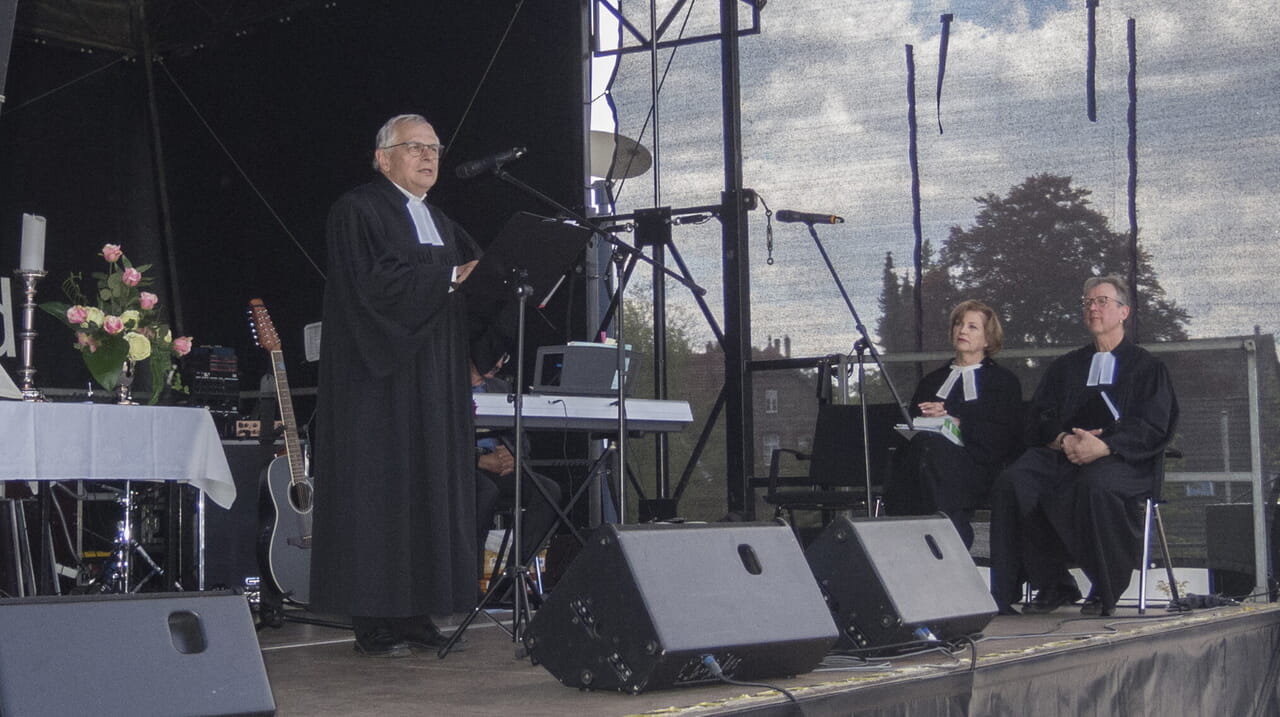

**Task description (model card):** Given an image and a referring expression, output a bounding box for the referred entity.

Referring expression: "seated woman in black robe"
[883,300,1024,548]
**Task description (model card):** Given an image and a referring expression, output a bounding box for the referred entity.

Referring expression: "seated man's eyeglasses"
[381,142,445,159]
[1081,296,1125,309]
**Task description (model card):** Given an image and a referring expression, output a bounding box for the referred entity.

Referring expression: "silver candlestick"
[14,269,47,401]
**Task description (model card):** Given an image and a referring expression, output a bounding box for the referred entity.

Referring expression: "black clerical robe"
[310,174,480,619]
[1026,337,1177,476]
[989,336,1178,609]
[884,357,1023,547]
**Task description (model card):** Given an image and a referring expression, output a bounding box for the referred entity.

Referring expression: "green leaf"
[148,356,171,405]
[82,340,130,390]
[39,302,72,324]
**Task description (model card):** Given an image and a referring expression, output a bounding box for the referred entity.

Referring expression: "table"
[1,402,236,594]
[0,402,236,509]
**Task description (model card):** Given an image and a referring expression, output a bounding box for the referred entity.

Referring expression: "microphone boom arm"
[491,168,705,297]
[802,222,914,515]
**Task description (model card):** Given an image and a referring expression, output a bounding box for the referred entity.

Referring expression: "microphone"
[775,209,845,224]
[454,147,527,179]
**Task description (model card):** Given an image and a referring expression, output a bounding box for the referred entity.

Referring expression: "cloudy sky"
[595,1,1279,358]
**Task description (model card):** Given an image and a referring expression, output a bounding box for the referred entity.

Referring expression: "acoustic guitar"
[248,298,313,605]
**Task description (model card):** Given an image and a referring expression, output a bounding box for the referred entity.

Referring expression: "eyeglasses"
[381,142,445,159]
[1081,296,1125,309]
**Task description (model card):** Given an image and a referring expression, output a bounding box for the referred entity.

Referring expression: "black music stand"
[441,212,593,658]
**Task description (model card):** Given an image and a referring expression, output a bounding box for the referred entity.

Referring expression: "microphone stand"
[440,269,536,659]
[487,167,705,525]
[801,222,913,517]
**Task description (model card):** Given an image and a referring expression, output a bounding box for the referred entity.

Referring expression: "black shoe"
[354,628,411,658]
[1022,585,1083,614]
[1080,598,1114,617]
[995,602,1021,616]
[400,623,467,652]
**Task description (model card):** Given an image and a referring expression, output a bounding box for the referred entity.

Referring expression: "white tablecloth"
[0,402,236,509]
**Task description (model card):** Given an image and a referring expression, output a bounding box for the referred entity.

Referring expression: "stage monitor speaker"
[0,591,275,716]
[1205,502,1275,598]
[525,522,837,693]
[805,515,996,651]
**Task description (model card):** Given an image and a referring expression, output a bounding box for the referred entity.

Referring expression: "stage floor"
[258,600,1280,716]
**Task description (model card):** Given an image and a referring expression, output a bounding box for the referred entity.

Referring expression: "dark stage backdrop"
[0,0,587,399]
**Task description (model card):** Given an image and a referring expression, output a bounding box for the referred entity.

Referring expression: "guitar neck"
[269,349,305,484]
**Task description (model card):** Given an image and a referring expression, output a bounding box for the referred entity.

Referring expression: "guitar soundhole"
[290,481,314,514]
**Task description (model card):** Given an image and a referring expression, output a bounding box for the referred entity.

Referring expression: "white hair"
[371,114,430,170]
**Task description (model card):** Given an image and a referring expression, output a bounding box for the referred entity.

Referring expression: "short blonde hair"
[949,299,1005,356]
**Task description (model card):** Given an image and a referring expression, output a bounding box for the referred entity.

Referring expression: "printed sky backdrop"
[594,1,1279,356]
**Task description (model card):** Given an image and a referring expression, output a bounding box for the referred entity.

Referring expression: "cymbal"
[589,130,652,179]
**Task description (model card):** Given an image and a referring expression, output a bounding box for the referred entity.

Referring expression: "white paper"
[0,364,23,399]
[20,214,46,272]
[303,321,322,362]
[895,416,964,446]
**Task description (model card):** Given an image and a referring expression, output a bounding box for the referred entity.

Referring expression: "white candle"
[20,213,46,272]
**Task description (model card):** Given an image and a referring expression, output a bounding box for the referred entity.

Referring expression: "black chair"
[761,403,898,535]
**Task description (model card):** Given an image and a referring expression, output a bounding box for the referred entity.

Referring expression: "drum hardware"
[104,482,166,593]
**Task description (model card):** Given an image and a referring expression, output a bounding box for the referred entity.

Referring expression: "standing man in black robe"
[988,275,1178,617]
[310,114,482,657]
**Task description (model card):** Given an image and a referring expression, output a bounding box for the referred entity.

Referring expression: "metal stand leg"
[104,482,165,594]
[3,499,36,597]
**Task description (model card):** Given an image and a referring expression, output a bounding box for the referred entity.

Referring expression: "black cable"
[755,193,775,265]
[154,58,326,282]
[701,654,798,704]
[953,634,979,672]
[0,56,129,117]
[445,0,525,155]
[47,486,86,574]
[601,0,700,204]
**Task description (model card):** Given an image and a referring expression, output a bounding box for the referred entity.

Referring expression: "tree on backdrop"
[621,293,726,521]
[879,173,1189,350]
[877,244,956,354]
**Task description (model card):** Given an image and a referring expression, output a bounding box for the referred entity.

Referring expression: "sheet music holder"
[460,211,595,330]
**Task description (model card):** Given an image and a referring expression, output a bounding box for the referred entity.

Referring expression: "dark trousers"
[989,447,1148,609]
[883,432,992,549]
[475,467,562,568]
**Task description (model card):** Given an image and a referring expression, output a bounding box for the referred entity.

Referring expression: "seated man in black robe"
[988,275,1178,617]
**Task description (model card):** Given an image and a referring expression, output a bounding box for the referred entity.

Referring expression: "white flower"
[124,331,152,361]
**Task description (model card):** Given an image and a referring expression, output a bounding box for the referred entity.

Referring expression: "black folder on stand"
[460,212,595,374]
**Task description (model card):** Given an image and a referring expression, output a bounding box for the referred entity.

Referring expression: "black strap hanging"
[1087,0,1100,121]
[936,14,954,134]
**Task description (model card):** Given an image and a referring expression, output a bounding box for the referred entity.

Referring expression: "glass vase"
[116,360,137,405]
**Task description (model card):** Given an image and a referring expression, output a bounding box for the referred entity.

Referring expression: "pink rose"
[139,292,159,310]
[104,315,124,335]
[76,332,98,352]
[102,244,123,263]
[66,305,89,325]
[172,336,193,357]
[122,267,142,287]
